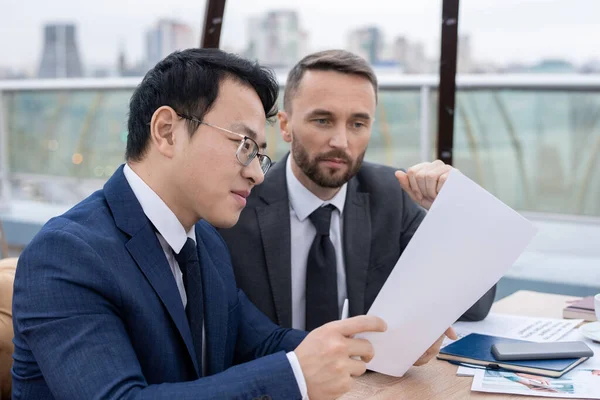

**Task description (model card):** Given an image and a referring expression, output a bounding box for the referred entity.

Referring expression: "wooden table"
[341,290,584,399]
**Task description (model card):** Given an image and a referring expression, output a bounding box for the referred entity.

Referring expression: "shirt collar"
[123,163,195,254]
[285,155,347,222]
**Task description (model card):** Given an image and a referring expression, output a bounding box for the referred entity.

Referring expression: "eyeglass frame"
[176,112,272,174]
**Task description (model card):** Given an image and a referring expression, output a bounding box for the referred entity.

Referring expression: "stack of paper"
[446,313,584,377]
[469,327,600,398]
[445,305,600,399]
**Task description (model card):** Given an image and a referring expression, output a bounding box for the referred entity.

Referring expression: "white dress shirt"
[286,156,348,331]
[123,164,308,399]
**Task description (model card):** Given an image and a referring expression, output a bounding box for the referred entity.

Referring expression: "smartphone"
[491,341,594,361]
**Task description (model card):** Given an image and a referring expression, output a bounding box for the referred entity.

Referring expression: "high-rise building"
[581,59,600,74]
[37,24,84,78]
[0,68,28,80]
[347,27,383,65]
[146,19,195,68]
[530,59,576,73]
[246,10,308,68]
[392,36,428,73]
[117,48,127,76]
[457,35,473,73]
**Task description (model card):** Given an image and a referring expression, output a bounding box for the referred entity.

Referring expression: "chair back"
[0,257,18,399]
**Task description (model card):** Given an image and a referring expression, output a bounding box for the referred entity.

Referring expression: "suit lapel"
[343,178,371,317]
[256,158,293,327]
[195,231,229,375]
[256,202,292,327]
[126,230,199,376]
[104,166,200,377]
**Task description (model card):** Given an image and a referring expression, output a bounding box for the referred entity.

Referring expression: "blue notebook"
[437,333,589,377]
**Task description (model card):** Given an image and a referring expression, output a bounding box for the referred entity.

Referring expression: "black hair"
[126,48,279,161]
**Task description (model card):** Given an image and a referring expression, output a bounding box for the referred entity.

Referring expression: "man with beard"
[12,49,391,400]
[219,50,496,348]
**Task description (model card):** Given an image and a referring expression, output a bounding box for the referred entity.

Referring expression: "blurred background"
[0,0,598,299]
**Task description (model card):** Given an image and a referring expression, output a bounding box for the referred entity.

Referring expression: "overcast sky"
[1,0,598,73]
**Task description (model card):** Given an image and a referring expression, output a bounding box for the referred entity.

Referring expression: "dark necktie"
[173,238,204,375]
[305,204,339,331]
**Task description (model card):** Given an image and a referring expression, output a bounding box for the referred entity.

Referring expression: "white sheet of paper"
[443,313,583,347]
[457,366,478,377]
[356,169,538,377]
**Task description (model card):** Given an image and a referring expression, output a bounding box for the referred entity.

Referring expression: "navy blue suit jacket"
[11,165,308,400]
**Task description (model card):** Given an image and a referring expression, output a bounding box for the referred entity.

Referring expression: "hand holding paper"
[342,298,458,368]
[414,327,458,366]
[395,160,454,210]
[356,169,538,377]
[294,315,387,400]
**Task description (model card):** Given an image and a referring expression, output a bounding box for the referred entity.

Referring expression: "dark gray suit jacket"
[219,154,496,328]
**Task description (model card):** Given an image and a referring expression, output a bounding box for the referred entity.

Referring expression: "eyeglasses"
[176,113,272,174]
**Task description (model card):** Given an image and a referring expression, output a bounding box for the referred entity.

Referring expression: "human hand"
[395,160,455,210]
[295,315,387,400]
[413,327,457,366]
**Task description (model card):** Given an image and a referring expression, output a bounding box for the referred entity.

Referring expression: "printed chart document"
[356,169,538,377]
[468,326,600,395]
[471,367,600,399]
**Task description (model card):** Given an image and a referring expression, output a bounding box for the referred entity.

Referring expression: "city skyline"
[1,0,599,76]
[37,24,84,78]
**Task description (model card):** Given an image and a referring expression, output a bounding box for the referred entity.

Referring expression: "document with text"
[448,314,584,377]
[356,169,538,377]
[445,313,584,346]
[456,326,600,377]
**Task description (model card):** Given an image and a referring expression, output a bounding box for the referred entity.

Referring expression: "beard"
[291,132,365,188]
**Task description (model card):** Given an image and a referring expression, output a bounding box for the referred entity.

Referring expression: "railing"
[1,74,600,219]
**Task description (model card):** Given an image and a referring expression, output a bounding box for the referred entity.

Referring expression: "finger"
[427,335,445,355]
[437,170,451,193]
[409,162,429,170]
[414,349,436,366]
[425,165,452,199]
[420,199,433,210]
[406,166,423,201]
[424,170,440,200]
[396,170,420,205]
[346,338,375,363]
[414,336,444,367]
[334,315,387,337]
[414,167,430,201]
[408,172,422,201]
[394,171,412,194]
[415,332,447,367]
[348,358,368,377]
[445,327,458,340]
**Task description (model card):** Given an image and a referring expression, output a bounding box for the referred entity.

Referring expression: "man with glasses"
[176,112,273,174]
[11,49,390,400]
[220,50,496,349]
